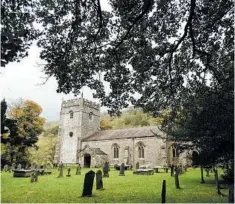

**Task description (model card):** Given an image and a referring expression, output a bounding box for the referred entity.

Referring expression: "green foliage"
[1,168,229,203]
[1,99,45,165]
[29,125,58,165]
[100,108,163,130]
[1,0,39,66]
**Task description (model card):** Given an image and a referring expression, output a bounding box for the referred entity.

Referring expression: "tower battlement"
[62,98,100,110]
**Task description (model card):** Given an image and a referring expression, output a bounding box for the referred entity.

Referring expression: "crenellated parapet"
[61,98,100,110]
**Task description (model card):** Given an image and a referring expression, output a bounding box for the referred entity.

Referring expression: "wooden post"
[200,166,205,184]
[161,180,166,203]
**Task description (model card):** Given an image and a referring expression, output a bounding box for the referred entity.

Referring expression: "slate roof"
[83,126,165,141]
[91,148,107,155]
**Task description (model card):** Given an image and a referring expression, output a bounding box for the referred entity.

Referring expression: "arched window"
[69,132,73,137]
[137,142,145,158]
[112,143,120,158]
[69,111,73,119]
[89,112,93,120]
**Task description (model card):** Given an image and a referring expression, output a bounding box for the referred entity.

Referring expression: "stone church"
[54,98,191,168]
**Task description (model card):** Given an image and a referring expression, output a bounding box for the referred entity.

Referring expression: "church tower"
[54,98,100,164]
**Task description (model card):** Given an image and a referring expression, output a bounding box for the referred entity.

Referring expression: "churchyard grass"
[1,167,228,203]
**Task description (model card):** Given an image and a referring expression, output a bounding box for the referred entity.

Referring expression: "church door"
[84,153,91,167]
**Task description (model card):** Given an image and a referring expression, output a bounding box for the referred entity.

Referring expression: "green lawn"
[1,167,229,203]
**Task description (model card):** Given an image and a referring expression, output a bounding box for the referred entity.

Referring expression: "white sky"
[0,43,105,122]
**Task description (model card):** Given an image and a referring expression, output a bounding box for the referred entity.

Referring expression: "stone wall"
[81,137,167,167]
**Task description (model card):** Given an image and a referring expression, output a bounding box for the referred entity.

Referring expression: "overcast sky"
[0,43,106,122]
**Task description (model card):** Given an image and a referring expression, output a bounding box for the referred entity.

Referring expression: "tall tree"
[6,99,45,164]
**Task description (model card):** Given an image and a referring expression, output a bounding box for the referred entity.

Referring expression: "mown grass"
[1,167,229,203]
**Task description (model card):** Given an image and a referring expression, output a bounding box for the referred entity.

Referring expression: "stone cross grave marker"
[96,170,103,190]
[76,164,81,175]
[119,163,125,176]
[136,162,139,170]
[103,162,109,177]
[82,170,95,197]
[66,168,71,177]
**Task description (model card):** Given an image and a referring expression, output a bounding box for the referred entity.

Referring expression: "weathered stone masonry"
[54,98,190,167]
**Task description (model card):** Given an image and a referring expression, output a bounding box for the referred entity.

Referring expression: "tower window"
[89,112,93,120]
[69,111,73,119]
[69,132,73,137]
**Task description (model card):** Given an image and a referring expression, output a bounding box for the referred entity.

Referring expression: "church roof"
[83,126,165,141]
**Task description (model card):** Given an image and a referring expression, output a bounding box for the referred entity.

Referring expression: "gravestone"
[206,168,210,177]
[66,168,71,177]
[161,180,166,203]
[17,164,22,170]
[3,164,9,172]
[43,164,47,169]
[30,170,38,183]
[76,164,81,175]
[25,164,29,170]
[96,170,103,190]
[12,163,16,171]
[119,163,125,176]
[174,167,180,189]
[170,165,174,177]
[103,162,109,177]
[136,162,140,170]
[57,162,64,178]
[82,170,95,197]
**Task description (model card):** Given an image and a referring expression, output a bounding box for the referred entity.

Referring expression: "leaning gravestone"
[82,170,95,197]
[96,170,103,190]
[103,162,109,177]
[76,164,81,175]
[66,168,71,177]
[119,163,125,176]
[17,164,22,170]
[136,162,140,170]
[3,164,9,172]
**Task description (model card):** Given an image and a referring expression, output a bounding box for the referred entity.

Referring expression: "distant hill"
[44,121,59,130]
